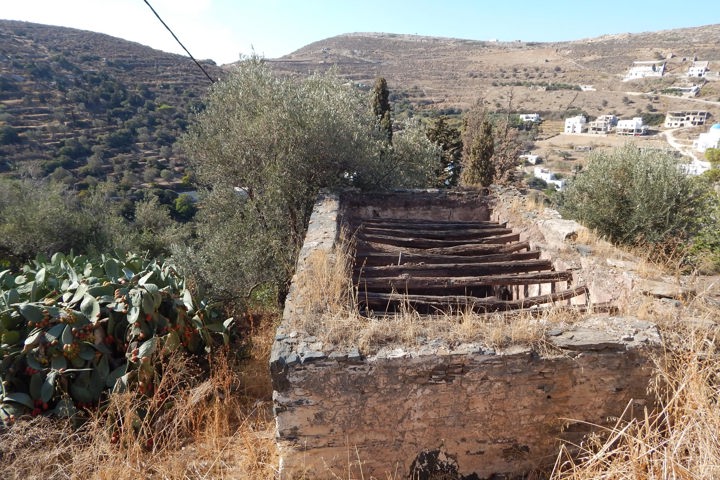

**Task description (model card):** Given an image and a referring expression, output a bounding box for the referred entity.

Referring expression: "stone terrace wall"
[271,190,661,479]
[338,189,492,223]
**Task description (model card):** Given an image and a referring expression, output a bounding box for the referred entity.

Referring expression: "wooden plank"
[355,270,574,291]
[358,285,589,313]
[357,226,514,241]
[355,240,531,256]
[356,232,521,249]
[355,259,553,278]
[424,241,529,255]
[352,250,542,267]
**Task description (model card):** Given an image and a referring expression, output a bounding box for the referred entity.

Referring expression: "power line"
[142,0,215,84]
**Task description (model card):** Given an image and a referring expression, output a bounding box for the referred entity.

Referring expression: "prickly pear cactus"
[0,252,233,425]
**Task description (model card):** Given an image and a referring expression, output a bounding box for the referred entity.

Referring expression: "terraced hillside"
[267,26,720,120]
[0,20,222,191]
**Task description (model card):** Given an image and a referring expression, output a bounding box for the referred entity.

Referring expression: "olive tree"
[180,58,437,304]
[0,179,93,266]
[560,145,706,245]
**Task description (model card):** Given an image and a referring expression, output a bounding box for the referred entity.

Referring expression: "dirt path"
[663,128,699,161]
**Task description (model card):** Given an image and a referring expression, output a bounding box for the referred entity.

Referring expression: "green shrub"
[0,179,96,266]
[0,179,191,267]
[559,145,705,245]
[0,126,21,146]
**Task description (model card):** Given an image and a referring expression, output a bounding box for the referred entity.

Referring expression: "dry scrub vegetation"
[0,320,279,480]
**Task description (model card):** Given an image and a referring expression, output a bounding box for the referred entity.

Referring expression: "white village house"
[533,167,566,191]
[519,154,541,165]
[564,115,586,134]
[693,123,720,153]
[588,114,618,134]
[616,117,648,136]
[664,111,709,128]
[687,61,709,78]
[518,113,541,123]
[623,61,665,81]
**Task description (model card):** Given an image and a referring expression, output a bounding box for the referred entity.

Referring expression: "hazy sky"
[2,0,717,65]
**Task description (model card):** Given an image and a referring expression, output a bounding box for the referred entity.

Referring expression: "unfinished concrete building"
[271,190,661,479]
[664,110,709,128]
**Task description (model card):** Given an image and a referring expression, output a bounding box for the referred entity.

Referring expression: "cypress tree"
[371,77,392,143]
[461,119,495,187]
[426,116,462,187]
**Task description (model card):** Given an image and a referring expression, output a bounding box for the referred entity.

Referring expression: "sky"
[2,0,718,65]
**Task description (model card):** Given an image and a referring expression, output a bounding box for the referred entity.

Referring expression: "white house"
[518,113,541,123]
[693,123,720,153]
[616,117,648,136]
[520,154,541,165]
[681,159,712,176]
[687,61,709,78]
[668,85,701,97]
[564,115,586,134]
[533,167,566,191]
[623,61,665,82]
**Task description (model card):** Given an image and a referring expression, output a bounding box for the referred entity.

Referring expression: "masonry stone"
[271,190,661,479]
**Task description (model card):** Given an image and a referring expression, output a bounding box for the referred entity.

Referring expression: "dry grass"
[551,295,720,480]
[291,245,590,355]
[0,318,279,480]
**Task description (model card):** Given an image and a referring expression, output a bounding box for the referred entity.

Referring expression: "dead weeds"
[0,320,279,480]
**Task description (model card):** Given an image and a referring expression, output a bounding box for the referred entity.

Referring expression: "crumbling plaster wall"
[272,189,662,479]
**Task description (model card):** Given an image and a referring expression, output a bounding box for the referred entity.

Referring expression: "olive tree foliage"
[559,145,706,245]
[180,59,437,303]
[0,178,189,268]
[0,179,95,266]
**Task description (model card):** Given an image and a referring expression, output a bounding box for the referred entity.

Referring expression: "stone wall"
[339,189,492,223]
[271,190,662,479]
[272,318,659,479]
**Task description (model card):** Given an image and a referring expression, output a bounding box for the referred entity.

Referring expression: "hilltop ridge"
[267,25,720,116]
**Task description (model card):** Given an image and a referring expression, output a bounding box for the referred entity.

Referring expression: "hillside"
[2,21,720,195]
[267,26,720,121]
[0,20,222,194]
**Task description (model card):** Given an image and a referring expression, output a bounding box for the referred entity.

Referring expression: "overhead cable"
[142,0,215,84]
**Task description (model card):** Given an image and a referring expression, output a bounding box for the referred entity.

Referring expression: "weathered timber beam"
[356,226,513,241]
[355,240,531,256]
[355,270,573,291]
[424,241,530,255]
[356,232,521,249]
[358,285,589,313]
[352,250,541,267]
[355,259,553,278]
